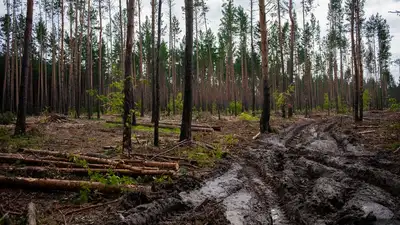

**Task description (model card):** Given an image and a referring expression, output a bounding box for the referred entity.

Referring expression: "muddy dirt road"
[113,118,400,225]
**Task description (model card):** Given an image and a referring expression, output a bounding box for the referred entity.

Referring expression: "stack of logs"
[0,148,180,193]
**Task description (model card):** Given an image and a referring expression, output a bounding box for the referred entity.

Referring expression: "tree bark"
[259,0,271,133]
[351,0,359,121]
[138,0,145,117]
[123,0,135,154]
[97,0,103,119]
[180,0,193,141]
[154,0,162,146]
[0,166,174,176]
[277,0,286,118]
[27,202,36,225]
[14,0,33,135]
[288,0,294,117]
[0,175,150,193]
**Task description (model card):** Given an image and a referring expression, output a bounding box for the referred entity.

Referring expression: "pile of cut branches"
[0,148,180,194]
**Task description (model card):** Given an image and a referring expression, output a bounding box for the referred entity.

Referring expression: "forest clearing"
[1,0,400,223]
[0,111,400,224]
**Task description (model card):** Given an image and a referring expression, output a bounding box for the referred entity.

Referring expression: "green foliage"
[167,92,184,113]
[337,96,348,114]
[0,111,15,125]
[363,90,371,110]
[0,127,45,150]
[273,90,286,109]
[239,112,258,121]
[153,175,172,184]
[228,101,242,115]
[389,98,400,112]
[133,125,180,134]
[323,93,330,111]
[273,85,294,109]
[79,185,90,203]
[222,134,239,146]
[97,81,124,114]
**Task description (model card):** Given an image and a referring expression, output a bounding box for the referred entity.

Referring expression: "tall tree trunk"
[288,0,294,117]
[351,0,359,121]
[123,0,135,154]
[15,0,33,135]
[154,0,162,146]
[2,0,10,112]
[68,1,74,114]
[259,0,271,133]
[97,0,103,119]
[138,0,144,117]
[87,0,93,119]
[277,0,286,118]
[250,0,256,116]
[151,0,156,123]
[180,0,193,141]
[356,0,363,121]
[60,0,66,114]
[131,0,137,126]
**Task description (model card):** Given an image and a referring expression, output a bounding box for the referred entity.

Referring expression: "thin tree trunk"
[288,0,294,117]
[15,0,33,135]
[356,0,363,120]
[180,0,193,141]
[2,1,10,112]
[250,0,256,116]
[277,0,286,118]
[154,0,162,146]
[151,0,156,123]
[98,0,103,119]
[138,0,144,117]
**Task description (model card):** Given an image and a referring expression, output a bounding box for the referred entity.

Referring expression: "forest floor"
[0,110,399,224]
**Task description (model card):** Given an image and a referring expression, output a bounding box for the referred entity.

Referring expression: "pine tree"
[180,0,193,141]
[15,0,33,135]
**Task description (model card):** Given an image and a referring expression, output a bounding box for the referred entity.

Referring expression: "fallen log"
[121,159,179,170]
[130,153,197,165]
[19,148,170,173]
[358,130,376,135]
[105,121,214,132]
[27,202,36,225]
[159,122,222,131]
[0,175,151,193]
[0,166,174,176]
[0,153,109,169]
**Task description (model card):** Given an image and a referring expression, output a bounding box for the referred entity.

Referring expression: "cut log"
[19,149,168,173]
[0,166,174,176]
[130,153,197,165]
[0,153,108,169]
[27,202,36,225]
[159,122,222,131]
[358,130,376,135]
[105,121,214,132]
[0,175,151,193]
[122,160,179,170]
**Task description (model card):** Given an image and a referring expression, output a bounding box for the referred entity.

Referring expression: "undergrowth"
[0,127,45,150]
[239,112,259,121]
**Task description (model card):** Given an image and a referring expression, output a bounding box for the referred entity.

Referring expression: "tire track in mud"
[112,119,400,225]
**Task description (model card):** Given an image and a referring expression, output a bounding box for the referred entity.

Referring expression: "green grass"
[0,127,45,150]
